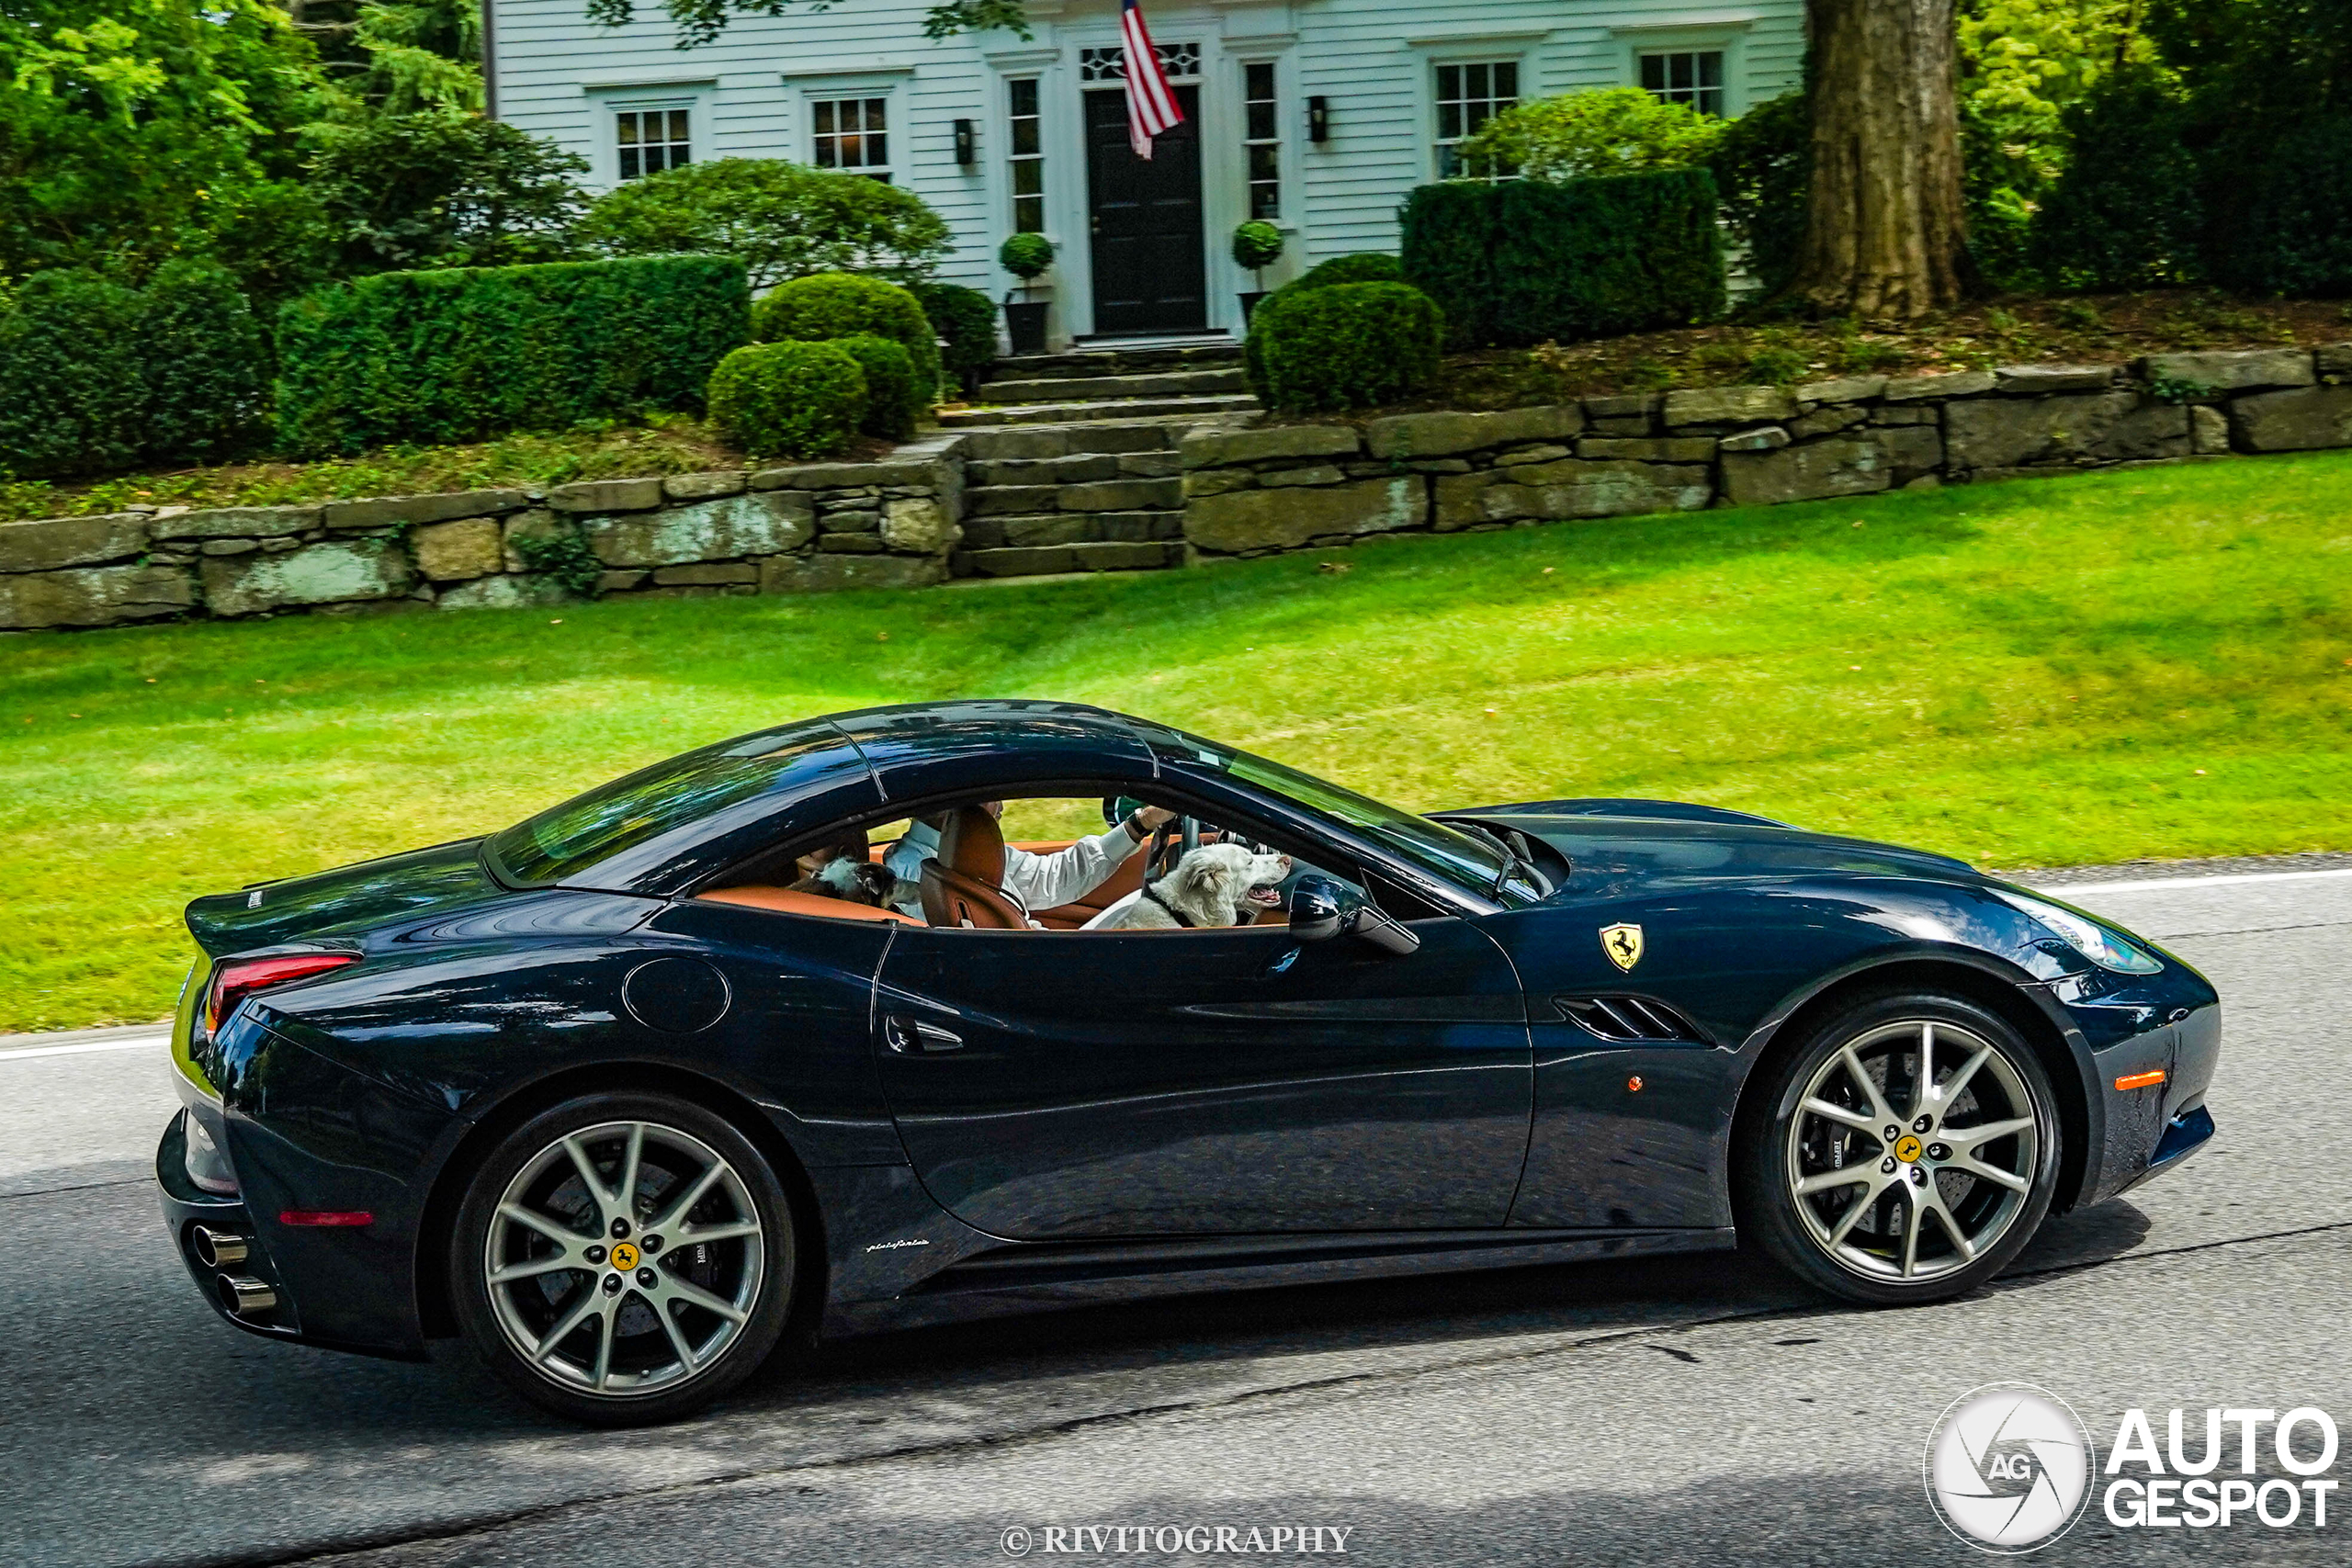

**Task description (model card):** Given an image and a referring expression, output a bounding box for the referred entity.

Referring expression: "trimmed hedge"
[1252,282,1444,412]
[1243,254,1406,401]
[707,341,867,460]
[0,262,268,479]
[1400,168,1725,348]
[275,254,749,457]
[912,280,1000,396]
[833,333,922,441]
[752,273,941,405]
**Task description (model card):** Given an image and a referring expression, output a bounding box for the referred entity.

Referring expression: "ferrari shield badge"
[1600,923,1645,972]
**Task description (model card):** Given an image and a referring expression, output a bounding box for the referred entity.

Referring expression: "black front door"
[873,919,1532,1240]
[1085,85,1206,335]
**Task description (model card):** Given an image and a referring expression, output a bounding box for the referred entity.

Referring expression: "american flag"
[1121,0,1184,161]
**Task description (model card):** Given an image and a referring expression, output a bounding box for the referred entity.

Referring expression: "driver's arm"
[1001,807,1174,911]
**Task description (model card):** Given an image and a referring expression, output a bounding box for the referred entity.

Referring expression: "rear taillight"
[204,953,358,1034]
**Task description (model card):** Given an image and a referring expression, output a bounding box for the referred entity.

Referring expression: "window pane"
[1438,102,1461,141]
[1465,62,1489,99]
[815,101,835,135]
[1700,51,1724,87]
[619,146,640,179]
[646,144,668,175]
[1015,195,1044,231]
[1011,78,1038,117]
[1248,62,1274,99]
[840,132,864,165]
[867,133,887,167]
[1641,54,1665,91]
[617,114,640,146]
[1496,62,1518,100]
[1251,186,1278,220]
[1012,118,1041,156]
[669,108,690,142]
[1248,101,1275,141]
[867,98,888,130]
[671,146,691,168]
[1012,159,1043,196]
[1465,102,1490,134]
[815,140,836,168]
[1250,144,1279,181]
[1437,64,1460,99]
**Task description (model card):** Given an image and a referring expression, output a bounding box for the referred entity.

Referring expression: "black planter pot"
[1238,291,1270,326]
[1003,300,1050,356]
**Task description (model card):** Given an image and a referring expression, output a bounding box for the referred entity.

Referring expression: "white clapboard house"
[485,0,1805,347]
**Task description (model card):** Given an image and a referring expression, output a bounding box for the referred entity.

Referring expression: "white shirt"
[887,819,1144,923]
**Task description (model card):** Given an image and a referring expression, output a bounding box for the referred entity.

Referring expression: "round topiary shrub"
[999,232,1056,282]
[1232,220,1286,273]
[1253,282,1444,413]
[1244,254,1409,399]
[707,340,868,459]
[831,333,922,441]
[752,273,940,405]
[1295,253,1404,289]
[911,280,1000,396]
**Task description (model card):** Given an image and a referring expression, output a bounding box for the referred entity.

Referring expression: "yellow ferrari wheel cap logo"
[1894,1135,1924,1164]
[1600,923,1645,972]
[609,1242,641,1270]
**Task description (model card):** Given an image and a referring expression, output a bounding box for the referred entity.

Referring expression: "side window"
[615,105,693,181]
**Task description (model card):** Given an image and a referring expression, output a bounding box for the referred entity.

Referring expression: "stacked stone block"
[952,420,1211,578]
[1180,344,2352,560]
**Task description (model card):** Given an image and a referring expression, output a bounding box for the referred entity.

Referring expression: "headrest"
[937,806,1005,886]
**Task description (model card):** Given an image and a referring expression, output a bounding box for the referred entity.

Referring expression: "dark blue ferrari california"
[159,701,2221,1425]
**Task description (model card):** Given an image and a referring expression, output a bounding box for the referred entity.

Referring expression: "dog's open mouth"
[1244,885,1283,908]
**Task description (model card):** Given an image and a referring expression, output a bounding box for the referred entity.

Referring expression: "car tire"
[1734,989,2063,1306]
[449,1091,797,1427]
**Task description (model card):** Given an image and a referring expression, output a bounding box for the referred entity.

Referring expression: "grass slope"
[6,452,2351,1032]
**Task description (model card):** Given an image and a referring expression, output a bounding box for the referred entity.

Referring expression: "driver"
[886,801,1175,923]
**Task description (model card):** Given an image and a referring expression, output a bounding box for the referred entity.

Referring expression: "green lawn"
[6,451,2352,1033]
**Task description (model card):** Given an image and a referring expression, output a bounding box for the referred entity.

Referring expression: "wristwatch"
[1123,811,1152,842]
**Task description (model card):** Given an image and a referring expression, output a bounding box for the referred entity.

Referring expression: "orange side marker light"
[2114,1069,2167,1092]
[1627,1076,1645,1092]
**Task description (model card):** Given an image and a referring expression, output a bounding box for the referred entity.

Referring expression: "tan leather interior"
[921,807,1029,929]
[697,886,919,924]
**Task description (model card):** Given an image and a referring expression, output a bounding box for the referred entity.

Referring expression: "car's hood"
[184,839,503,959]
[1442,798,1983,897]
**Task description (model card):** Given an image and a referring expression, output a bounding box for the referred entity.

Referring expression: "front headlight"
[1994,888,2165,975]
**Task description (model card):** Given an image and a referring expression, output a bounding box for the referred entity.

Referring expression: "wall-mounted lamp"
[1308,96,1330,144]
[954,118,977,166]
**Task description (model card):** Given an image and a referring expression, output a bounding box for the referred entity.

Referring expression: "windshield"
[1180,741,1516,902]
[489,725,851,886]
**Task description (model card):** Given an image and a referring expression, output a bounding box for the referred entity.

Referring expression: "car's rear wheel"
[1736,990,2063,1305]
[449,1091,795,1426]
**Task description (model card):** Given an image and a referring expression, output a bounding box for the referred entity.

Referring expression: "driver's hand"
[1136,807,1178,831]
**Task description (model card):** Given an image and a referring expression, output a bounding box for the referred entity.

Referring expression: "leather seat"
[920,807,1030,929]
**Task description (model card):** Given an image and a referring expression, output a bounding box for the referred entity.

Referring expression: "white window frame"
[806,89,899,181]
[1405,33,1544,185]
[1432,58,1525,181]
[587,87,711,190]
[1006,73,1048,234]
[1638,48,1729,118]
[1611,18,1757,119]
[1240,58,1283,220]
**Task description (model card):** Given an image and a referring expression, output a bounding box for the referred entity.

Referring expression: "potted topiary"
[1231,220,1286,324]
[999,233,1057,356]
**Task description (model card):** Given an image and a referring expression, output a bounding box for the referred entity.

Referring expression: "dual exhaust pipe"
[193,1226,277,1319]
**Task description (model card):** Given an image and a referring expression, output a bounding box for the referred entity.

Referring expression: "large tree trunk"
[1791,0,1973,320]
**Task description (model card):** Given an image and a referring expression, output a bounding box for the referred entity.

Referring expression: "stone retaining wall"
[0,434,966,630]
[1179,345,2352,559]
[9,346,2352,631]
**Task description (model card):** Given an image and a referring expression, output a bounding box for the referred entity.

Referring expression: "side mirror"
[1288,876,1347,942]
[1348,903,1422,956]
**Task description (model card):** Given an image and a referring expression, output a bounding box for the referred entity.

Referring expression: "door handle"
[886,1015,965,1055]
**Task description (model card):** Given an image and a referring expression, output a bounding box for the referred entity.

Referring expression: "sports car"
[158,701,2221,1426]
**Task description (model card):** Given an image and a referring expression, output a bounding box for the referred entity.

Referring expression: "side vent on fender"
[1555,995,1707,1043]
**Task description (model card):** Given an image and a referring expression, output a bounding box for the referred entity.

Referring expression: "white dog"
[1099,843,1293,931]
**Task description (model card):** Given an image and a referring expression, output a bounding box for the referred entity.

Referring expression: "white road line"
[0,1035,167,1063]
[2035,867,2352,897]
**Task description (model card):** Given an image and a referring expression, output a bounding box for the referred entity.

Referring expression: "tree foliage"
[582,0,1029,50]
[1455,86,1724,184]
[574,158,948,290]
[305,110,590,276]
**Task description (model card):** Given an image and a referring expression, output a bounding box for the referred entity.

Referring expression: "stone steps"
[981,343,1245,384]
[979,367,1250,405]
[948,409,1253,579]
[941,393,1261,427]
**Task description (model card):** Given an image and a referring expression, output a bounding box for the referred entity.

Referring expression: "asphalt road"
[5,867,2347,1568]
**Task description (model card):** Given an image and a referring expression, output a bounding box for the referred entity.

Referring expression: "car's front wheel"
[449,1091,796,1426]
[1736,990,2063,1305]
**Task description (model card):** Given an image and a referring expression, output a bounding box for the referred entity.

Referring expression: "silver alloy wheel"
[1785,1019,2041,1282]
[483,1120,765,1397]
